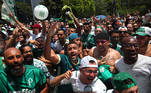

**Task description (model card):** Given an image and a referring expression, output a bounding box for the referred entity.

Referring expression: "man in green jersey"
[81,22,95,49]
[44,25,81,93]
[0,47,47,93]
[0,38,5,69]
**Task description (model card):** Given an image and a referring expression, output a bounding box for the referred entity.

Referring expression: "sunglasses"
[84,70,98,74]
[96,40,107,44]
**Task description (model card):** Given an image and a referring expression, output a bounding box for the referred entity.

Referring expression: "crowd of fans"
[0,10,151,93]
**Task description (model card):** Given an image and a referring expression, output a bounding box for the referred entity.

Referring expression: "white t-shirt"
[28,31,42,41]
[115,54,151,93]
[61,71,106,93]
[33,58,50,78]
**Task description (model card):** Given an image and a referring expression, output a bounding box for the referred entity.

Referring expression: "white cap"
[144,27,151,36]
[1,30,8,37]
[1,27,5,30]
[118,26,127,31]
[79,56,98,68]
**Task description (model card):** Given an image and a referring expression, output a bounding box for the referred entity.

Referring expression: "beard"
[6,62,24,76]
[24,55,33,65]
[10,65,24,76]
[124,52,138,64]
[0,48,4,56]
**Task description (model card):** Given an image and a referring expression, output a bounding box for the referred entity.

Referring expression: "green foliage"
[95,0,151,16]
[0,1,3,18]
[1,0,150,21]
[16,1,32,16]
[95,0,113,15]
[62,0,96,18]
[40,0,96,18]
[40,0,63,18]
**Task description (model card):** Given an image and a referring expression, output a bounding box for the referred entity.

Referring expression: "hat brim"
[135,32,148,36]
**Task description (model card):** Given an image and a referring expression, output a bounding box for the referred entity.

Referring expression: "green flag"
[1,0,16,25]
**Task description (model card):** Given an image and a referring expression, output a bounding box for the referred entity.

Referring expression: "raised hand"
[63,70,72,80]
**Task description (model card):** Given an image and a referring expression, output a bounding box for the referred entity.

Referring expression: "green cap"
[112,72,137,91]
[135,27,148,36]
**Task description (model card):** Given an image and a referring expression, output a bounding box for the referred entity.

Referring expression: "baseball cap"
[69,33,80,41]
[79,56,98,68]
[95,26,103,31]
[112,72,137,91]
[135,26,151,36]
[32,24,42,30]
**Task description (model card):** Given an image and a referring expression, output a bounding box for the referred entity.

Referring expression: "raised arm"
[72,13,82,36]
[50,70,72,86]
[44,22,60,64]
[8,13,31,32]
[5,26,21,49]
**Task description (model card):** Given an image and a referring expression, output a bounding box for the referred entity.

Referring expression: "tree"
[95,0,111,16]
[15,1,33,23]
[94,0,151,16]
[40,0,63,18]
[40,0,95,18]
[39,0,151,19]
[62,0,96,18]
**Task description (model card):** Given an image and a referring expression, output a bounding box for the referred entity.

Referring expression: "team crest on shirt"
[99,67,105,72]
[28,78,33,86]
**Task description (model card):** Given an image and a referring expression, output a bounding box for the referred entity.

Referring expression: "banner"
[1,0,16,25]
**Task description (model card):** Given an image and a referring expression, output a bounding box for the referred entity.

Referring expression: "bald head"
[4,47,21,57]
[121,36,137,45]
[3,47,25,77]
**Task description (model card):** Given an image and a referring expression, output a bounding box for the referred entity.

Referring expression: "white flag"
[1,0,16,25]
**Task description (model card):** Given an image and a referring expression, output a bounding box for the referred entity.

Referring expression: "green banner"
[1,0,16,25]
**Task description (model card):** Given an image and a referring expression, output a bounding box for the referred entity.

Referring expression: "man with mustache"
[44,29,81,93]
[19,44,50,92]
[0,48,47,93]
[115,36,151,93]
[19,44,50,77]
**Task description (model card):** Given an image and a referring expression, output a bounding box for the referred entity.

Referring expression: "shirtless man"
[89,31,121,66]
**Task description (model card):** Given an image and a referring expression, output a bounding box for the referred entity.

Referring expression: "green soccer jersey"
[0,65,46,93]
[98,64,113,82]
[54,54,81,76]
[55,54,81,93]
[81,33,95,49]
[0,57,3,69]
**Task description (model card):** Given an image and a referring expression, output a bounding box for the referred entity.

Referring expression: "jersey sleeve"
[60,78,71,85]
[33,59,50,78]
[38,69,47,86]
[0,71,10,93]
